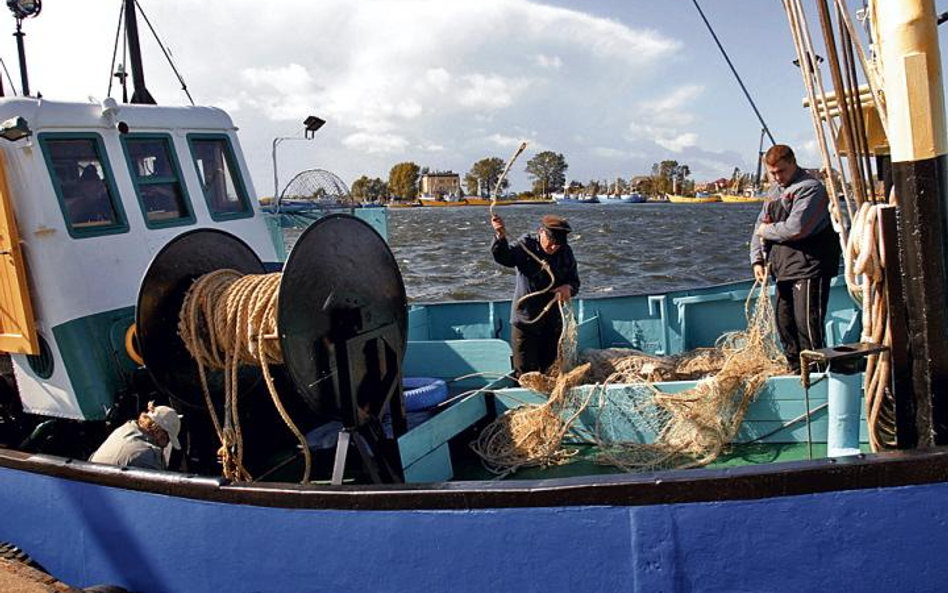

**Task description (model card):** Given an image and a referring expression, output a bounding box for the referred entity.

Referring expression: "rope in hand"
[489,141,528,219]
[178,269,314,483]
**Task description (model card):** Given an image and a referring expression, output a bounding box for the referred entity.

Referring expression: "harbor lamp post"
[271,115,325,201]
[6,0,41,97]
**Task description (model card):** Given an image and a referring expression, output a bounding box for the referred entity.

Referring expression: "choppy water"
[386,202,761,302]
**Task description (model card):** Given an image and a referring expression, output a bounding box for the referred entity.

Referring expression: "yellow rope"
[178,269,313,483]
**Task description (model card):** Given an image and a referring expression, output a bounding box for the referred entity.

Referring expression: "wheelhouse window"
[188,135,252,220]
[122,134,194,228]
[39,134,128,237]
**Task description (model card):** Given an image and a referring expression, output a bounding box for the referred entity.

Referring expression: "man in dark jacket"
[750,144,841,372]
[491,213,580,375]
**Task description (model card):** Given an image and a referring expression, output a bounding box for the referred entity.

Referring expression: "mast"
[125,0,155,105]
[877,0,948,446]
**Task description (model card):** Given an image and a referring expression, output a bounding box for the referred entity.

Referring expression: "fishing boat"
[599,193,648,204]
[1,2,948,593]
[667,192,722,203]
[552,193,599,205]
[720,192,765,203]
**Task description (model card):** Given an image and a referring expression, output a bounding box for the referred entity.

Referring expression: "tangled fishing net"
[472,280,788,474]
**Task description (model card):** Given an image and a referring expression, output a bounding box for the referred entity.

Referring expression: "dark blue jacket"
[749,168,840,280]
[492,233,580,325]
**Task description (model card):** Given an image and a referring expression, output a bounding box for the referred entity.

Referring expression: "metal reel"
[278,214,408,429]
[136,229,265,409]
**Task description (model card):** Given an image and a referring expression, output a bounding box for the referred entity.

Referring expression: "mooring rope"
[782,0,897,450]
[178,269,313,483]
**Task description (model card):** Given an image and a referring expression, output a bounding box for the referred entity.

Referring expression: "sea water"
[387,202,761,302]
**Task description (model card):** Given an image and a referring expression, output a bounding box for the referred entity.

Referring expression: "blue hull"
[2,449,948,593]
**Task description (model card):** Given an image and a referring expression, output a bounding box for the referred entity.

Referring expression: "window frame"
[186,133,254,221]
[38,132,130,239]
[120,132,196,229]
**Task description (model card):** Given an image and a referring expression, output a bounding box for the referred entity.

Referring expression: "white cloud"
[456,74,532,110]
[628,85,704,153]
[656,132,699,153]
[487,134,524,148]
[342,132,409,153]
[534,54,563,70]
[25,0,690,193]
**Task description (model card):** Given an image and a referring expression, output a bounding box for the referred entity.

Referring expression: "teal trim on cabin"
[264,215,288,261]
[37,132,130,239]
[186,133,254,222]
[119,133,196,229]
[51,307,137,420]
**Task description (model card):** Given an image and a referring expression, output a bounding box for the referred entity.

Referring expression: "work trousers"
[774,275,832,372]
[510,316,562,376]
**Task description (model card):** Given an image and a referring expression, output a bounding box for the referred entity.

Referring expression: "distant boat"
[552,193,599,205]
[721,193,765,203]
[598,193,647,205]
[387,200,421,208]
[667,193,722,203]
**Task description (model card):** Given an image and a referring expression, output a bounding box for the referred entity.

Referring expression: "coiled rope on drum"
[178,269,313,483]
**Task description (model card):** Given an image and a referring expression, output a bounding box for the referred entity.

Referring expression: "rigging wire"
[133,0,195,105]
[690,0,776,146]
[107,0,125,99]
[0,57,17,96]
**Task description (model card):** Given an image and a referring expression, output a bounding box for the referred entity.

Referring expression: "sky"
[4,0,946,197]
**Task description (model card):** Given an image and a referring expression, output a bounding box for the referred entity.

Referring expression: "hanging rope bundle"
[782,0,896,450]
[178,269,313,483]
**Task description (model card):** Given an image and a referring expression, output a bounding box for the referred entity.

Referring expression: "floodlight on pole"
[272,114,324,201]
[6,0,40,97]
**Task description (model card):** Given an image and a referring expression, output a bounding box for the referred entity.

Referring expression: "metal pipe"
[13,20,28,96]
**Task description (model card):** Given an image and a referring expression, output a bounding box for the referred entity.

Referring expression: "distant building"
[629,176,651,191]
[420,171,461,199]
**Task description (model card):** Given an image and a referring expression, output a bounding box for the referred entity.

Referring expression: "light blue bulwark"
[37,132,130,239]
[120,133,196,229]
[399,338,513,481]
[492,372,868,447]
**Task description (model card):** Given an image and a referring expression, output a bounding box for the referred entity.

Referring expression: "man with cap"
[90,402,182,471]
[491,213,580,375]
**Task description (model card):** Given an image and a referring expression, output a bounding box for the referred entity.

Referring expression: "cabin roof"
[0,97,237,132]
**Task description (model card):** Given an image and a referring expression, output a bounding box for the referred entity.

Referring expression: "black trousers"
[774,275,832,371]
[510,317,562,376]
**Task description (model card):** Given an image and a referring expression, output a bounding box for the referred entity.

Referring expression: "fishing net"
[472,280,788,474]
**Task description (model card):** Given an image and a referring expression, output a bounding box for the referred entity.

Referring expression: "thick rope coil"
[179,269,313,483]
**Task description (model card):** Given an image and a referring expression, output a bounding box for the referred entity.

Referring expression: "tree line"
[350,153,695,202]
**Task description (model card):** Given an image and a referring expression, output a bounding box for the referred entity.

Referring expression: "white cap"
[147,406,182,450]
